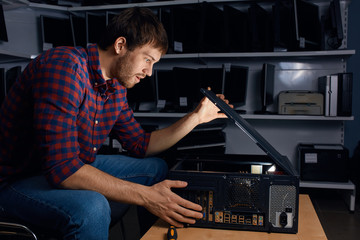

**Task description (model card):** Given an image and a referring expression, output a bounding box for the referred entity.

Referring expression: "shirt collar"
[87,44,106,87]
[87,44,125,98]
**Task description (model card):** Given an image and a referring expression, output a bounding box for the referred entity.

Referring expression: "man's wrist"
[135,184,152,207]
[188,111,203,128]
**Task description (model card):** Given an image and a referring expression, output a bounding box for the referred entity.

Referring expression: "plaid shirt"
[0,44,150,187]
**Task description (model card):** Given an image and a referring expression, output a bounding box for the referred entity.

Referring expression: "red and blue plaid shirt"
[0,44,150,187]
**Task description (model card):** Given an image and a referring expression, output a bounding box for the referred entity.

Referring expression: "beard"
[110,51,145,89]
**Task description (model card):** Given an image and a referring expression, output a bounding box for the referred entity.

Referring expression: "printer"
[278,90,323,115]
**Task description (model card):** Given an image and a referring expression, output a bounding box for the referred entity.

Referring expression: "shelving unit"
[1,0,356,210]
[134,0,355,211]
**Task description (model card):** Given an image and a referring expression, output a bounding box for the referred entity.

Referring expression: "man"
[0,7,229,239]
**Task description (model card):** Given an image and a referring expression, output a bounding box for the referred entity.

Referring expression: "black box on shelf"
[298,144,349,182]
[318,72,353,117]
[337,72,353,117]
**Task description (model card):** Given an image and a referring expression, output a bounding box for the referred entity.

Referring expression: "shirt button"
[93,147,97,152]
[95,120,99,125]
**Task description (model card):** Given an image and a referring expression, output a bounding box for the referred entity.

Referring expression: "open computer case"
[169,89,299,233]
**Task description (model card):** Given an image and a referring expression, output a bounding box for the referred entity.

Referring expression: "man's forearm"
[146,111,200,156]
[60,164,148,206]
[59,164,204,227]
[145,95,227,156]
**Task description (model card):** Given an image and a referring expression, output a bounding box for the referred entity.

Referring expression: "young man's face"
[111,44,162,89]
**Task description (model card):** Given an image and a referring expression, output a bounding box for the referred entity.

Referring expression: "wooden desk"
[141,194,327,240]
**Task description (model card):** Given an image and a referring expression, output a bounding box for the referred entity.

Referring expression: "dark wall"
[345,0,360,156]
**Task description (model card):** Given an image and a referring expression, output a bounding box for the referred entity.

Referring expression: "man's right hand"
[142,179,203,227]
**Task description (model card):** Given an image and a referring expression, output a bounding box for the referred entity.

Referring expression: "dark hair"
[97,7,168,55]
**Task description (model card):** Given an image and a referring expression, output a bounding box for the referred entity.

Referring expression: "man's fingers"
[166,180,188,189]
[156,179,203,212]
[158,199,202,227]
[176,196,203,213]
[163,216,184,228]
[216,93,225,100]
[166,184,203,213]
[152,179,205,227]
[164,206,201,227]
[166,180,204,217]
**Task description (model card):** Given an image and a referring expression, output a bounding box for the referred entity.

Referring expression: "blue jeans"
[0,155,168,240]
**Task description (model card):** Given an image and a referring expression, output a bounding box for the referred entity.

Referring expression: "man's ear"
[114,37,126,54]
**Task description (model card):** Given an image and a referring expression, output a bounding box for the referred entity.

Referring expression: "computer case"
[169,89,299,234]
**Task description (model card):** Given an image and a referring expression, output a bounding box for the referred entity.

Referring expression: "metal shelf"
[243,114,354,121]
[0,49,37,63]
[27,0,199,11]
[0,49,355,64]
[28,2,68,11]
[2,49,354,64]
[134,112,354,121]
[24,0,353,12]
[134,112,187,118]
[300,180,356,211]
[300,180,355,190]
[163,49,356,59]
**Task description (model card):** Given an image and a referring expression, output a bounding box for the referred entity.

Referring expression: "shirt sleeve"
[32,55,85,186]
[111,98,151,157]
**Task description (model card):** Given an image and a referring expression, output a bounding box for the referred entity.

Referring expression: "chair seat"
[0,203,130,239]
[0,217,61,240]
[0,221,38,239]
